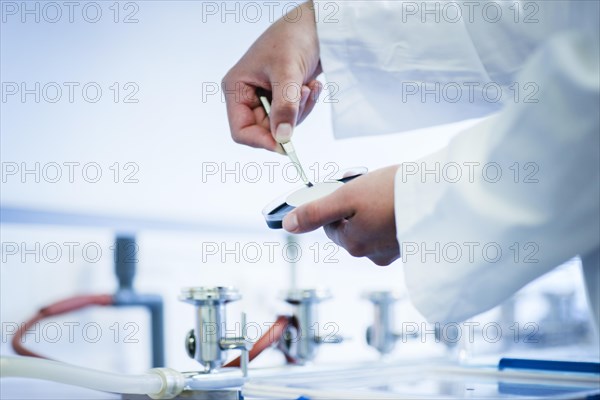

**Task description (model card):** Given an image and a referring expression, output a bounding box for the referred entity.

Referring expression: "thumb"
[269,69,304,143]
[283,188,355,234]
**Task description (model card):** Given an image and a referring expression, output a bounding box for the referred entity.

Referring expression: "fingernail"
[275,123,293,143]
[283,212,298,232]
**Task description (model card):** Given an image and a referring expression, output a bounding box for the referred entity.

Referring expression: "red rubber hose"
[224,315,292,367]
[11,294,114,359]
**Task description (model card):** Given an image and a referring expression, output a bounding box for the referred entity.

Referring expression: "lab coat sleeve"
[394,31,600,323]
[314,0,588,138]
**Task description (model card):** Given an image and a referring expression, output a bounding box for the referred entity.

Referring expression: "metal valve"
[280,288,342,364]
[364,291,402,356]
[180,287,250,374]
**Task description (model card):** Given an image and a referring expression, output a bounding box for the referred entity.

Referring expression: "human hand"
[222,1,322,153]
[282,166,401,266]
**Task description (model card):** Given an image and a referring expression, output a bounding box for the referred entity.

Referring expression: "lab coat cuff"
[394,147,449,240]
[393,147,465,323]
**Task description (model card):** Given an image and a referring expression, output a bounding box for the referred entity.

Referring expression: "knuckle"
[299,203,321,229]
[347,241,367,258]
[221,73,232,91]
[371,257,391,267]
[230,133,243,145]
[275,99,299,116]
[323,225,339,245]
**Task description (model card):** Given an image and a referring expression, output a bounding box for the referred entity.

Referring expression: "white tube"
[183,368,246,390]
[0,357,184,399]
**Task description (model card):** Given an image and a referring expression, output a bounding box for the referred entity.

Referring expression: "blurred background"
[1,0,597,376]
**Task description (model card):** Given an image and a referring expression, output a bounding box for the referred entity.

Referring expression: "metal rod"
[241,312,248,377]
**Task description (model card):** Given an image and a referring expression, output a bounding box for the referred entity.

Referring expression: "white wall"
[1,0,469,224]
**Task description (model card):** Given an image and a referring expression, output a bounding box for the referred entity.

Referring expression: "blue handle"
[499,358,600,374]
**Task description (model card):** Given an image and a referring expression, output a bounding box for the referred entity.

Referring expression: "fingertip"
[283,212,299,233]
[275,123,293,143]
[269,75,302,136]
[308,80,323,101]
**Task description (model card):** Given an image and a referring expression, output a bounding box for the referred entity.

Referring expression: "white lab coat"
[315,1,600,326]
